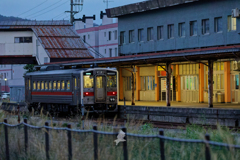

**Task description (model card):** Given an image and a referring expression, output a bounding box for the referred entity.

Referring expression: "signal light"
[84,92,94,96]
[107,91,117,96]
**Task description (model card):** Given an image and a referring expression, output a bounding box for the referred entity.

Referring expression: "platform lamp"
[4,78,7,92]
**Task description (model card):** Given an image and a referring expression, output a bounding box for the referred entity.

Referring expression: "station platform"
[118,101,240,109]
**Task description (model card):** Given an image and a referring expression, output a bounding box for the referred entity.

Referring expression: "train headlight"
[109,97,115,102]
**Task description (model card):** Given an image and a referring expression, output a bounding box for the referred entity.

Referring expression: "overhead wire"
[52,12,66,19]
[28,0,69,19]
[25,0,65,18]
[17,0,48,17]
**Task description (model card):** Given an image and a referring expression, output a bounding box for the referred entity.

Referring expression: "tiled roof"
[106,0,200,18]
[0,20,93,59]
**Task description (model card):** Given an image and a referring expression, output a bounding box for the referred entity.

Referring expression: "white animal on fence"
[114,130,126,145]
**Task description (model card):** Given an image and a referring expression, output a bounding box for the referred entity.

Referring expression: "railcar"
[24,66,118,114]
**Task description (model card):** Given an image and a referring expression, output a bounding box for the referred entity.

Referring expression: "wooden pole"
[166,62,171,107]
[208,60,213,108]
[131,67,135,105]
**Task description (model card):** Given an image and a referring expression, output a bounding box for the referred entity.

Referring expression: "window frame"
[147,27,153,41]
[202,19,210,35]
[61,80,65,90]
[168,24,174,39]
[157,26,163,40]
[129,30,134,43]
[45,81,48,90]
[214,17,222,33]
[178,22,185,37]
[120,31,125,45]
[138,29,144,42]
[190,21,197,36]
[228,15,237,31]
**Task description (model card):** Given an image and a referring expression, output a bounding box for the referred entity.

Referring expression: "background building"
[75,15,118,58]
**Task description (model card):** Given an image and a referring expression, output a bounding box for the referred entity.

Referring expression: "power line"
[18,0,48,17]
[25,0,65,18]
[28,0,69,19]
[52,12,66,19]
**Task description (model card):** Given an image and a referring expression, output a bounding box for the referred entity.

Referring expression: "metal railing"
[0,118,240,160]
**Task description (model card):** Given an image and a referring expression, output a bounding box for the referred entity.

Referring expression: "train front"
[82,69,118,112]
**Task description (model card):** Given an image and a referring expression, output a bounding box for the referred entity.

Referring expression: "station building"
[106,0,240,104]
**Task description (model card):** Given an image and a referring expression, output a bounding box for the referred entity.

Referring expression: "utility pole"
[65,0,83,24]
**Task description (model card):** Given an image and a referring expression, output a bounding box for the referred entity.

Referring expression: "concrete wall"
[118,0,240,55]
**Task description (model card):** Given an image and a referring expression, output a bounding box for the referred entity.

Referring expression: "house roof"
[0,20,93,59]
[106,0,200,18]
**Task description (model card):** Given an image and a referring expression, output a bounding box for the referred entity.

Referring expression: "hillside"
[0,14,29,21]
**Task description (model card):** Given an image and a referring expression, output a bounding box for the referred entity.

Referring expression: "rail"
[0,118,240,160]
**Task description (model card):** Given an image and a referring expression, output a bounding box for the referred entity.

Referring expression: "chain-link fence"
[0,118,240,160]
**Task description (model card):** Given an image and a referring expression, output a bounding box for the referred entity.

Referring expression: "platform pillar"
[131,67,135,105]
[208,60,213,108]
[224,61,231,103]
[155,66,159,101]
[199,63,204,103]
[136,66,140,101]
[166,62,171,107]
[175,64,181,102]
[119,68,124,101]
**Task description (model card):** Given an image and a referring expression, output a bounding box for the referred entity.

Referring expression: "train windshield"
[84,75,93,88]
[107,75,117,88]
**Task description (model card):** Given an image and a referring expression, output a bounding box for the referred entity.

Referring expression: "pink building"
[75,15,118,58]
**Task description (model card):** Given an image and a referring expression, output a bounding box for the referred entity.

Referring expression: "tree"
[23,64,35,73]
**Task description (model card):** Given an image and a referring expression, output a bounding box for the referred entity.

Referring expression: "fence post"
[93,125,98,160]
[122,127,128,160]
[205,134,211,160]
[67,124,72,160]
[159,129,165,160]
[45,122,49,160]
[4,119,9,160]
[124,97,126,124]
[24,119,28,157]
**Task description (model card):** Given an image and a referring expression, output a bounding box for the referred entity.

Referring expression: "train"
[24,66,118,115]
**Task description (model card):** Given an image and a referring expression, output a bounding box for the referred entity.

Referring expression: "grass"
[0,110,239,160]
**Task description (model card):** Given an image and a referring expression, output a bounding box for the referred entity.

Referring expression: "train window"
[29,79,31,90]
[62,81,65,90]
[45,82,48,90]
[107,75,117,88]
[33,81,36,90]
[41,81,44,90]
[37,81,40,90]
[84,75,93,88]
[75,78,77,90]
[57,81,61,90]
[53,81,56,90]
[67,80,70,90]
[49,81,52,90]
[96,76,104,88]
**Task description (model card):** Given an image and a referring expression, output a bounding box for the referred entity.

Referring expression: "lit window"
[141,76,155,91]
[41,81,44,90]
[45,82,48,90]
[129,30,134,43]
[190,21,197,36]
[228,16,237,31]
[120,31,125,45]
[62,81,65,90]
[75,78,77,90]
[125,77,132,91]
[214,17,222,32]
[29,79,31,90]
[33,81,36,90]
[157,26,163,40]
[37,81,40,90]
[138,29,144,42]
[49,81,52,90]
[168,24,174,39]
[179,23,185,37]
[202,19,210,34]
[57,81,61,90]
[147,27,153,41]
[67,80,70,90]
[84,76,93,88]
[53,81,56,90]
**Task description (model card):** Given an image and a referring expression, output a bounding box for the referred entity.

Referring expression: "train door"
[95,75,106,103]
[25,77,31,102]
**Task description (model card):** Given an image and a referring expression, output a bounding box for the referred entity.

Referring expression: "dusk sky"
[0,0,143,24]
